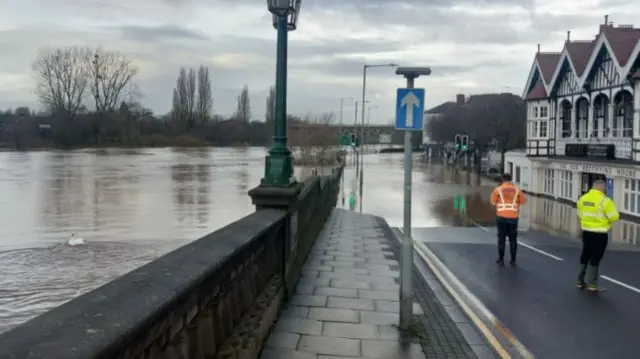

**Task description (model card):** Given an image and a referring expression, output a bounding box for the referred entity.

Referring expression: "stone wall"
[0,167,343,359]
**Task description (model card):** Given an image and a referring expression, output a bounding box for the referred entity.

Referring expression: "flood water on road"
[0,148,578,333]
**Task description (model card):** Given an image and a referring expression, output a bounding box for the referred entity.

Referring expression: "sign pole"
[394,67,430,330]
[400,76,414,330]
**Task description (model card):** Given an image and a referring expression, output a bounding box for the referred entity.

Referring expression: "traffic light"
[461,135,469,150]
[350,133,356,146]
[454,134,461,150]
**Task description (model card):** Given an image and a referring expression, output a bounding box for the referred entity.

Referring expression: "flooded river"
[1,147,637,333]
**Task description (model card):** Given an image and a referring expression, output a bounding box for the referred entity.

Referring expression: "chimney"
[605,14,608,25]
[537,43,540,53]
[566,30,571,42]
[456,94,465,105]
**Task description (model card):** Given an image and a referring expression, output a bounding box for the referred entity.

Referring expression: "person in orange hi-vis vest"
[490,173,527,266]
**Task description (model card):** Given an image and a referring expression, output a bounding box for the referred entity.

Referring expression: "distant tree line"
[0,46,318,149]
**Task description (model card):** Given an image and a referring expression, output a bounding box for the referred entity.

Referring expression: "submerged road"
[414,226,640,359]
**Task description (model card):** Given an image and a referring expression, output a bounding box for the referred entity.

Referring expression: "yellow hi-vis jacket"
[577,189,620,233]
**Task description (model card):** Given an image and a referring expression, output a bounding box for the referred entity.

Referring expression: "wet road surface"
[414,226,640,359]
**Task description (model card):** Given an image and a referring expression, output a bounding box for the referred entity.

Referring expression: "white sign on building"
[379,134,392,143]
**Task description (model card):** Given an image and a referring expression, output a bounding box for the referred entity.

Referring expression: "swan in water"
[68,233,85,246]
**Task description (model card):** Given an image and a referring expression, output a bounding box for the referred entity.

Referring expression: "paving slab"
[260,209,480,359]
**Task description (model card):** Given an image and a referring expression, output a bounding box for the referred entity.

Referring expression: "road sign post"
[394,66,430,330]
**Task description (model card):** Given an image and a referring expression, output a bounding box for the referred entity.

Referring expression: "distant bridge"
[288,123,419,146]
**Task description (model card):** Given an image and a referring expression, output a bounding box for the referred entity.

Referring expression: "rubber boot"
[586,265,604,291]
[576,264,587,288]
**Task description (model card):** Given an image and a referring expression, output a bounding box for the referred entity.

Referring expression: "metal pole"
[355,101,359,171]
[400,75,415,330]
[261,14,293,185]
[340,98,345,205]
[359,66,367,212]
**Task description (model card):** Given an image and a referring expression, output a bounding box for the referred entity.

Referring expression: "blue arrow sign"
[395,88,425,131]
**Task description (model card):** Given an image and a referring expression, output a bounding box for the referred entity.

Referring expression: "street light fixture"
[359,63,398,212]
[268,0,301,30]
[261,0,302,186]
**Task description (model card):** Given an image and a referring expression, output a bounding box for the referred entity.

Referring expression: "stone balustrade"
[0,166,343,359]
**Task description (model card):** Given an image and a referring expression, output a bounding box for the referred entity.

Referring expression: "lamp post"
[360,63,398,212]
[261,0,301,186]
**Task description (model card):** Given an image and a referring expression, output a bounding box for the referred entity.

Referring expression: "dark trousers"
[497,217,518,260]
[580,231,608,266]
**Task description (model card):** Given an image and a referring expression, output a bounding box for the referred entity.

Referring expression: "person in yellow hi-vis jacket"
[576,179,620,291]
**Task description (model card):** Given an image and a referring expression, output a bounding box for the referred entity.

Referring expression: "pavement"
[260,209,484,359]
[414,226,640,359]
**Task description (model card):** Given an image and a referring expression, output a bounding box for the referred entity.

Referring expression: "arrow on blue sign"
[395,88,425,131]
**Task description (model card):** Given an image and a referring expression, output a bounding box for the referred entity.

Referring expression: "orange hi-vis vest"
[490,182,527,219]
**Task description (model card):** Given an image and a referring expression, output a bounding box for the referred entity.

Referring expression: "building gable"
[551,57,579,96]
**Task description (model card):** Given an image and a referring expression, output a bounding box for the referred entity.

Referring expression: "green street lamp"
[261,0,302,186]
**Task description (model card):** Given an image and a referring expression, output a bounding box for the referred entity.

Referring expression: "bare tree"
[289,112,337,166]
[426,93,526,168]
[186,68,196,128]
[89,49,138,143]
[90,49,138,115]
[265,85,275,123]
[32,46,91,119]
[235,85,251,122]
[196,65,212,126]
[171,68,189,129]
[264,85,276,144]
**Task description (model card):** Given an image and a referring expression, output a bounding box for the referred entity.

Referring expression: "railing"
[0,166,343,359]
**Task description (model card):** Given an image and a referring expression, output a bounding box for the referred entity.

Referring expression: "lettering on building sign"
[557,163,640,179]
[565,144,615,159]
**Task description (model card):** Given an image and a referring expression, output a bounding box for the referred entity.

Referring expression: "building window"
[559,170,573,199]
[540,106,548,118]
[533,107,539,118]
[522,167,529,188]
[507,161,513,174]
[539,120,548,137]
[560,101,571,138]
[532,121,539,138]
[624,179,640,215]
[543,169,555,195]
[515,166,521,184]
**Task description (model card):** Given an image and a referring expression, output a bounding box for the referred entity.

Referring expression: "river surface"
[1,147,638,334]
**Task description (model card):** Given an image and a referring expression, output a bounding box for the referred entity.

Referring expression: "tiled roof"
[525,83,547,100]
[425,101,456,114]
[536,53,561,83]
[566,40,596,76]
[524,19,640,100]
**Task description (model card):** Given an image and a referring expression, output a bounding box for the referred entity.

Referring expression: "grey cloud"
[117,25,209,43]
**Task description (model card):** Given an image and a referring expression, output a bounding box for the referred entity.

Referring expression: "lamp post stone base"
[260,153,296,187]
[248,181,303,211]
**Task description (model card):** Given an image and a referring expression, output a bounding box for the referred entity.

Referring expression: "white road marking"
[518,242,564,261]
[414,241,535,359]
[467,221,640,295]
[469,220,564,261]
[601,276,640,294]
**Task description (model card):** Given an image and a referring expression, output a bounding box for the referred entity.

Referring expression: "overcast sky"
[0,0,638,124]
